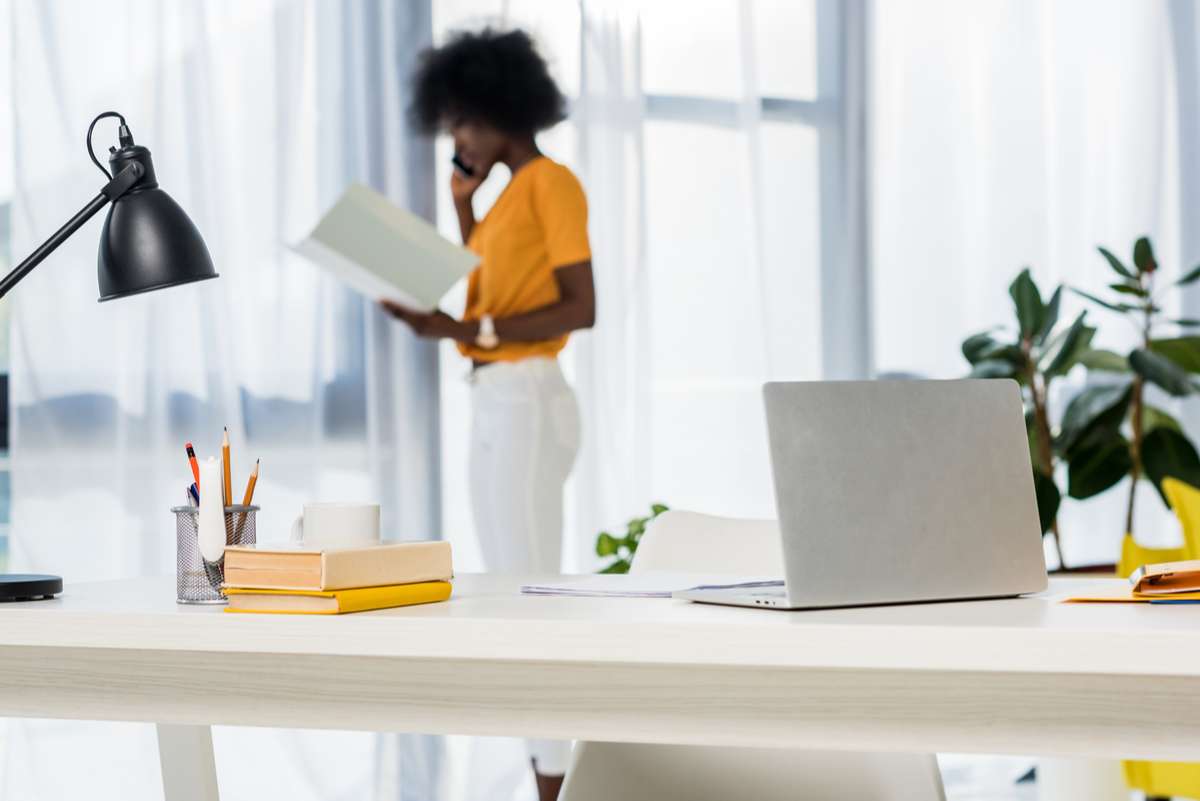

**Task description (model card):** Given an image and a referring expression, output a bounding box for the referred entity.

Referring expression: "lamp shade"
[97,144,218,301]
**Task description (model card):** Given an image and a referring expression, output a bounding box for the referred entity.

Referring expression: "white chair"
[560,510,947,801]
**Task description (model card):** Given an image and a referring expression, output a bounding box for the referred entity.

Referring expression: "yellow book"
[224,581,452,615]
[1063,586,1200,603]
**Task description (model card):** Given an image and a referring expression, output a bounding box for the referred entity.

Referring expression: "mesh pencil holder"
[172,505,258,604]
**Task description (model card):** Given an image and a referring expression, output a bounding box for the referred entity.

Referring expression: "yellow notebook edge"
[224,580,453,598]
[223,574,454,592]
[1063,591,1200,603]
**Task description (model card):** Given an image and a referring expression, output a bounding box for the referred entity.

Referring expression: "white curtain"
[870,0,1200,565]
[566,0,846,540]
[570,0,652,569]
[5,0,441,798]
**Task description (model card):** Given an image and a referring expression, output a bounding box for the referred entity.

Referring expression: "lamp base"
[0,574,63,601]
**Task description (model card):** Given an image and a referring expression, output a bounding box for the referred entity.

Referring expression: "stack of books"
[221,541,453,614]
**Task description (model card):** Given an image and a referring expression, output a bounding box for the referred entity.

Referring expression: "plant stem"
[1126,375,1143,537]
[1125,279,1155,538]
[1024,339,1066,568]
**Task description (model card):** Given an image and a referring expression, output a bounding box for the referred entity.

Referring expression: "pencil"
[222,427,232,507]
[240,459,260,506]
[234,459,260,541]
[185,442,201,488]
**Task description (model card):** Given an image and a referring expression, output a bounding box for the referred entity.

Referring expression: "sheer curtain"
[869,0,1200,565]
[566,0,856,553]
[5,1,440,798]
[570,0,651,568]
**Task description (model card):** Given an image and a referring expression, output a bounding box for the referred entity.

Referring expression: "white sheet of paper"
[291,184,478,310]
[520,572,784,599]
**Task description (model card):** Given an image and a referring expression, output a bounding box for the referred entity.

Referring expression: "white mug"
[290,502,381,549]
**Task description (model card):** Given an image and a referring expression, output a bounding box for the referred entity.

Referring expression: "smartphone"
[451,153,475,177]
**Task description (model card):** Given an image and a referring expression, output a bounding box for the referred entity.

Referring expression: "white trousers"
[469,357,580,775]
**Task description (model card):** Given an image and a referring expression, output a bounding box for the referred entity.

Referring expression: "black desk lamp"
[0,111,219,601]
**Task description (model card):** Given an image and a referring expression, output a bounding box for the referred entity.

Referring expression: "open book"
[292,184,478,310]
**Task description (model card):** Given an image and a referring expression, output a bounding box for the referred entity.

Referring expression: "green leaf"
[1142,427,1200,506]
[1067,434,1132,499]
[1009,269,1045,338]
[962,331,1001,365]
[1035,286,1062,345]
[1149,337,1200,373]
[1056,381,1133,455]
[1177,264,1200,286]
[991,344,1027,364]
[1133,236,1157,274]
[1108,283,1148,297]
[1174,319,1200,327]
[1098,246,1136,280]
[1070,287,1139,314]
[650,503,669,516]
[595,532,619,557]
[1077,348,1129,373]
[1143,405,1183,434]
[1039,314,1093,377]
[1031,469,1061,535]
[1130,349,1195,397]
[599,559,631,574]
[969,359,1019,379]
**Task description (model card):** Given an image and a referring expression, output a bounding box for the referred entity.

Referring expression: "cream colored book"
[291,184,478,310]
[223,540,452,591]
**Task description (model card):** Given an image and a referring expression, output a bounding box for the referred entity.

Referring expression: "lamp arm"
[0,162,145,300]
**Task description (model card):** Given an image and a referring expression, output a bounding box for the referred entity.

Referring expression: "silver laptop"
[678,380,1048,609]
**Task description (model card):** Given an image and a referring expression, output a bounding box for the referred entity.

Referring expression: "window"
[638,0,836,517]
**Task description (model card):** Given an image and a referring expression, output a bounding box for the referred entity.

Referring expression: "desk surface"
[1,574,1195,673]
[0,575,1196,759]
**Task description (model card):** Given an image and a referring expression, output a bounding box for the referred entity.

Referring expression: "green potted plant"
[961,269,1094,566]
[595,503,669,574]
[1063,237,1200,550]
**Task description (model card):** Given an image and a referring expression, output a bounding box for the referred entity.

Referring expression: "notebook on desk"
[520,573,783,599]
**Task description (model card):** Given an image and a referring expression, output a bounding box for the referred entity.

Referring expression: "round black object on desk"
[0,574,63,601]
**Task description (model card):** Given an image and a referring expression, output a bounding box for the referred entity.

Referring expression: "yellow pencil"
[222,427,232,507]
[234,458,260,540]
[241,459,260,506]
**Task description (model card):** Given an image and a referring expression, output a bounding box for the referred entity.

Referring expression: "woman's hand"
[450,159,489,205]
[380,300,475,342]
[451,159,490,242]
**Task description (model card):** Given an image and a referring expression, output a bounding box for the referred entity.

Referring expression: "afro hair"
[410,28,567,136]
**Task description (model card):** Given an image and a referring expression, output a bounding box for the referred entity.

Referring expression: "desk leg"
[156,724,220,801]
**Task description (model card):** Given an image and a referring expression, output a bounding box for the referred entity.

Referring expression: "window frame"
[638,0,870,380]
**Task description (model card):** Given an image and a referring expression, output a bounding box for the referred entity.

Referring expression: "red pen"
[185,442,201,488]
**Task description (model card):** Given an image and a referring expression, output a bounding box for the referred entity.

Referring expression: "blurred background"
[0,0,1196,799]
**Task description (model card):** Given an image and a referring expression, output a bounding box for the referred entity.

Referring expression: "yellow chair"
[1118,477,1200,799]
[1116,477,1200,576]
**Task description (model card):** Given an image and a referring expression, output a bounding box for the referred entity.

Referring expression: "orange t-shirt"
[458,156,591,363]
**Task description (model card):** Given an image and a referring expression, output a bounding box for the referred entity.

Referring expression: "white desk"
[0,575,1197,800]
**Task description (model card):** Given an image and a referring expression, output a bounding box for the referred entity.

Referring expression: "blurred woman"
[385,28,595,800]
